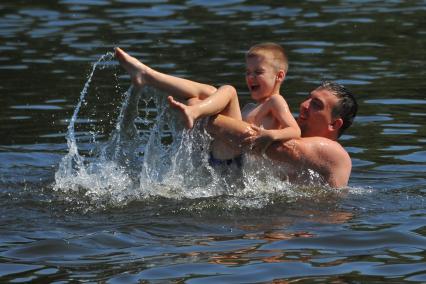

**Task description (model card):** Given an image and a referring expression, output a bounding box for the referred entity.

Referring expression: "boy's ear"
[276,70,286,82]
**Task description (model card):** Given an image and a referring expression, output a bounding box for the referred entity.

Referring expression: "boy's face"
[245,54,282,102]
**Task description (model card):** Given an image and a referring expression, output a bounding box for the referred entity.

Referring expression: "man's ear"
[330,118,343,131]
[276,70,286,82]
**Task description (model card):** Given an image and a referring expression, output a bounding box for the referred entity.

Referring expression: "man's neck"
[301,130,338,141]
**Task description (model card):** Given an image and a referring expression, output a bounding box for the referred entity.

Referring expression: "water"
[1,0,425,282]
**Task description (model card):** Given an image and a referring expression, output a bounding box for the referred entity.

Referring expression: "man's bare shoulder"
[297,136,350,166]
[300,137,351,187]
[300,136,347,152]
[268,136,351,187]
[271,136,346,155]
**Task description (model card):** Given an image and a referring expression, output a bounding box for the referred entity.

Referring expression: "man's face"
[297,87,341,139]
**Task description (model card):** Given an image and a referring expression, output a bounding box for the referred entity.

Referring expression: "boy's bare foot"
[167,96,197,129]
[115,47,150,87]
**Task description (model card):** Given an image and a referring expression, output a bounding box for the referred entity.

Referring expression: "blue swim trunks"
[208,153,243,168]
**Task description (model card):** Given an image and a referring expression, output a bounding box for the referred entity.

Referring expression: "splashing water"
[54,53,334,210]
[54,52,138,206]
[66,52,115,164]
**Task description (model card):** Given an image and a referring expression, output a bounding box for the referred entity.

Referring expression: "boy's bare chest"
[242,103,279,129]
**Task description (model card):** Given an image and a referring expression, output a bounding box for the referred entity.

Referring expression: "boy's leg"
[116,47,241,160]
[115,47,217,103]
[207,114,255,160]
[168,85,242,129]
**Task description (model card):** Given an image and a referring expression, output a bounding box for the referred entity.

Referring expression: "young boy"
[167,42,300,150]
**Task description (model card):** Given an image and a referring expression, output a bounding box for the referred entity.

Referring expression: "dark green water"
[1,1,425,283]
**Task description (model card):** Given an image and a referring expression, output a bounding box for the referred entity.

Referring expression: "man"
[115,48,358,188]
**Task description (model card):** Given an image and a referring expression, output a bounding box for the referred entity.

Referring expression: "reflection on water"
[0,0,425,282]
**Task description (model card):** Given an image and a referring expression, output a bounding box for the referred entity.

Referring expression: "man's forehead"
[312,87,332,96]
[311,88,339,105]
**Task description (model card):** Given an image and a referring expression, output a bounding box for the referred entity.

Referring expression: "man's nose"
[300,99,310,109]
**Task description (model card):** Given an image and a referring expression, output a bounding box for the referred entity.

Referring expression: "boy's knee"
[206,85,218,95]
[222,85,237,98]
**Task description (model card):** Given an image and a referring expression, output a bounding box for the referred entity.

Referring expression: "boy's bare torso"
[242,95,291,130]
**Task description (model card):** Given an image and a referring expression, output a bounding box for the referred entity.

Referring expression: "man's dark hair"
[320,81,358,137]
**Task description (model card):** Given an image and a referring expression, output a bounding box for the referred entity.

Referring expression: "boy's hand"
[242,125,274,152]
[241,125,257,139]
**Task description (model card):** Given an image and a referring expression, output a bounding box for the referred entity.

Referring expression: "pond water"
[1,0,425,282]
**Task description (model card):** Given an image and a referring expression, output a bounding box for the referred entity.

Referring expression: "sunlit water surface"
[1,1,425,283]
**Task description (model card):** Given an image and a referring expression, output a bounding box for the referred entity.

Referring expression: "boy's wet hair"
[246,42,288,73]
[319,81,358,137]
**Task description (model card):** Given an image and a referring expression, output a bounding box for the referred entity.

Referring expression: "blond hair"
[246,42,288,73]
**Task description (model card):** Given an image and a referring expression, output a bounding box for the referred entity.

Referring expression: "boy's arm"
[268,95,300,140]
[246,95,300,147]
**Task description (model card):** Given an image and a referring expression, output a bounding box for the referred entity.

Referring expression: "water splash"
[66,52,115,165]
[53,52,136,201]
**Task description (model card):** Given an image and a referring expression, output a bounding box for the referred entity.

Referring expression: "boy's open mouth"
[250,85,260,92]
